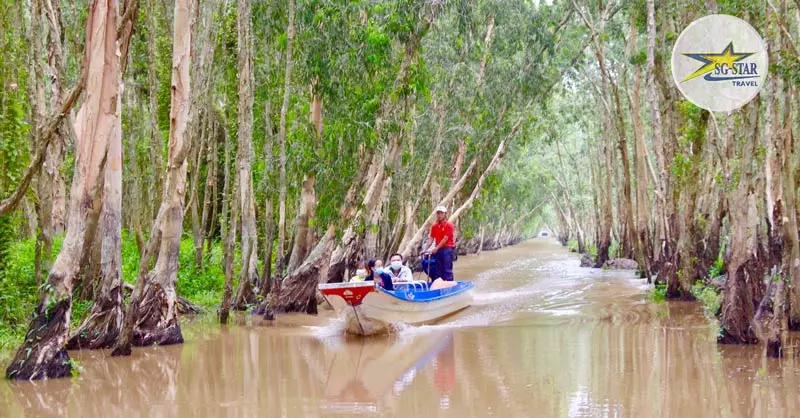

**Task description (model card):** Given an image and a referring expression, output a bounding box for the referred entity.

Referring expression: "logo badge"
[671,14,767,113]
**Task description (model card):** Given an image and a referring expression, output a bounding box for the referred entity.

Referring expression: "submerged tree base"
[66,308,122,350]
[765,339,782,358]
[717,329,758,345]
[133,323,183,347]
[6,299,73,380]
[132,283,184,347]
[788,318,800,331]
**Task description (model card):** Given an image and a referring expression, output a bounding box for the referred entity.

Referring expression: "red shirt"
[430,220,455,248]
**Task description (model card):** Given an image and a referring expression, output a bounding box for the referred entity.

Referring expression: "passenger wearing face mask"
[367,259,394,290]
[386,253,413,283]
[349,261,369,283]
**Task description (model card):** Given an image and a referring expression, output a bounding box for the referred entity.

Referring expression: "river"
[2,239,800,417]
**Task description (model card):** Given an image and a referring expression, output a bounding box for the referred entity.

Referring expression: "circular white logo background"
[671,14,768,113]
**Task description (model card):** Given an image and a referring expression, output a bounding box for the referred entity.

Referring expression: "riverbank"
[0,231,527,363]
[5,240,800,416]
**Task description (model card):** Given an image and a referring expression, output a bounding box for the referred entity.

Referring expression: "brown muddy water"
[3,239,800,417]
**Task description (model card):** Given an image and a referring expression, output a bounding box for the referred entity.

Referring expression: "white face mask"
[391,261,402,270]
[356,269,366,278]
[374,267,385,275]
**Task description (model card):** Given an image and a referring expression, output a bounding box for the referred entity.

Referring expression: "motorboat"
[318,280,474,335]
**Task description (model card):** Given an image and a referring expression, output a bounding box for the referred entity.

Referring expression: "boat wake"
[309,257,648,340]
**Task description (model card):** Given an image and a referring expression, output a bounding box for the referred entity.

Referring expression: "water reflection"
[3,240,800,417]
[322,332,453,415]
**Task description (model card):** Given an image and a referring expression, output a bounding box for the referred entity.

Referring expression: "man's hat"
[435,205,447,213]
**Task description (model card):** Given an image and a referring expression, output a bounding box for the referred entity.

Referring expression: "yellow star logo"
[681,42,755,83]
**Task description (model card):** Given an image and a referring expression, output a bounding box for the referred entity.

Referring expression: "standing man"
[427,205,456,281]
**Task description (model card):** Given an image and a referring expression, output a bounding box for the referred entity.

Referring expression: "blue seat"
[421,256,438,280]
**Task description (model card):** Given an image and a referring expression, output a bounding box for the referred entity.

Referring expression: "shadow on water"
[4,239,800,417]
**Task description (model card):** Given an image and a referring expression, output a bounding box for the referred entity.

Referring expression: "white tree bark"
[113,0,192,354]
[6,0,119,379]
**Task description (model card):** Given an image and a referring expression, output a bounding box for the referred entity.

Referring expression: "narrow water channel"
[3,239,800,417]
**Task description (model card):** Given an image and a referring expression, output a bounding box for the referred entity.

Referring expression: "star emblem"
[681,42,755,83]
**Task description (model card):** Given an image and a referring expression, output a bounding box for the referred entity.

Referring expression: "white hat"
[435,205,447,213]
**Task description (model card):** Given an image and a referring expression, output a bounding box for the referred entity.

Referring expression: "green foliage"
[0,232,230,359]
[68,357,83,378]
[629,49,647,66]
[567,240,578,253]
[609,241,620,259]
[708,252,724,279]
[692,281,723,318]
[648,283,667,302]
[177,239,227,310]
[586,243,597,258]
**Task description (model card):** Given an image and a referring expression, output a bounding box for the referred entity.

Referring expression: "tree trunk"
[205,118,221,255]
[287,175,317,273]
[66,81,125,350]
[596,37,634,264]
[629,16,652,280]
[595,115,614,268]
[146,0,163,219]
[324,150,376,283]
[779,30,800,334]
[31,0,54,288]
[199,116,218,266]
[759,46,791,354]
[449,116,523,224]
[364,151,395,259]
[275,0,295,280]
[258,100,275,309]
[6,0,118,379]
[219,114,237,324]
[718,101,763,345]
[188,115,207,267]
[328,2,443,280]
[112,0,192,354]
[670,110,709,299]
[646,0,671,275]
[554,138,585,253]
[232,0,258,310]
[42,0,68,234]
[399,159,477,258]
[275,226,336,314]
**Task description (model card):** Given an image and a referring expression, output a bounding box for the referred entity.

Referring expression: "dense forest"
[0,0,798,380]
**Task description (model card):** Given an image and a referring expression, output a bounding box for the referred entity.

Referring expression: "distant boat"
[539,231,549,237]
[318,281,475,335]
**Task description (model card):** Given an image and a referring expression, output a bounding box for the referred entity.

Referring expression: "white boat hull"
[321,282,474,335]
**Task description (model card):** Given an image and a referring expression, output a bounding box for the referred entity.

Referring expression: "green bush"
[648,283,667,302]
[586,242,597,257]
[692,280,723,318]
[0,230,231,359]
[0,235,64,357]
[176,238,229,309]
[708,251,724,279]
[609,241,620,259]
[567,240,578,253]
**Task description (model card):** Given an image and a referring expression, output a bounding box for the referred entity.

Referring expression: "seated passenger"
[349,261,368,282]
[386,253,413,282]
[366,259,394,291]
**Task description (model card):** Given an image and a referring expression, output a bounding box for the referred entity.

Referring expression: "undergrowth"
[692,280,723,318]
[567,240,597,257]
[648,283,667,302]
[0,231,236,361]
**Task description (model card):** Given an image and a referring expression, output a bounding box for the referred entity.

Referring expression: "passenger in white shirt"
[386,253,414,282]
